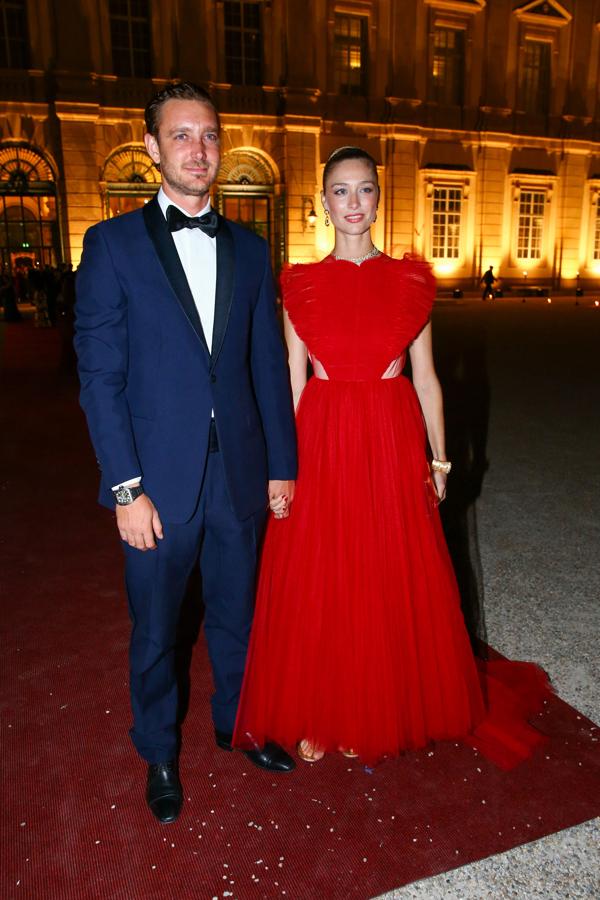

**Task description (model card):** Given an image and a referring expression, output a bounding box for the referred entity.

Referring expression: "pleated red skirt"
[234,375,551,768]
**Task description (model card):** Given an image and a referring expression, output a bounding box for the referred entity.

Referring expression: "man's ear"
[144,132,160,166]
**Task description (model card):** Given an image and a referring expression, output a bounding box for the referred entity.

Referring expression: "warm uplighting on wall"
[561,264,580,280]
[519,258,544,270]
[485,260,501,274]
[316,230,334,258]
[433,260,460,276]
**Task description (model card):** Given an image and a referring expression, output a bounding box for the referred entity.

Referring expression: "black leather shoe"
[146,760,183,824]
[215,730,295,773]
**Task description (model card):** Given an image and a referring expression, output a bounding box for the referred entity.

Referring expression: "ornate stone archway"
[101,144,160,218]
[0,142,60,274]
[216,149,285,271]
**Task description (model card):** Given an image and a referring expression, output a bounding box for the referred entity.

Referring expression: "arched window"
[216,149,284,271]
[101,145,160,218]
[0,143,59,274]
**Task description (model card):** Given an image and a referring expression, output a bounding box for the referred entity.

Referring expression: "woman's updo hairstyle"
[322,146,379,190]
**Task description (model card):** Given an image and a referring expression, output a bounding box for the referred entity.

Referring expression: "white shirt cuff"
[111,476,142,491]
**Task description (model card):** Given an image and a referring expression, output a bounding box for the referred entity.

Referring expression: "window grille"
[593,203,600,260]
[224,0,262,85]
[431,186,462,259]
[430,27,464,106]
[0,0,29,69]
[109,0,152,78]
[520,39,550,115]
[517,189,545,259]
[333,13,367,95]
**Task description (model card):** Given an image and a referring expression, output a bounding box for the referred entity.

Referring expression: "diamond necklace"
[331,246,380,266]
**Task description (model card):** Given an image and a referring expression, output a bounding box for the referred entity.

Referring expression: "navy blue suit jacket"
[75,195,297,523]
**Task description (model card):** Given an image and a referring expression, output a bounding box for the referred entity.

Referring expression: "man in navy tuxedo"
[75,82,297,824]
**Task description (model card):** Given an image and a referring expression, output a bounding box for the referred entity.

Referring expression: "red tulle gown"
[233,253,551,769]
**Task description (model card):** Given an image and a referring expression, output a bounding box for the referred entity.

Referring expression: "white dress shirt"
[156,187,217,349]
[113,187,217,491]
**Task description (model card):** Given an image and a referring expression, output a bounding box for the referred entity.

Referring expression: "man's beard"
[160,161,215,197]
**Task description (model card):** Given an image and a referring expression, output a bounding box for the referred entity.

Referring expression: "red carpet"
[1,321,599,899]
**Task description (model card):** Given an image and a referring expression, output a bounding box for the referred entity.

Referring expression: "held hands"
[116,494,164,550]
[268,480,295,519]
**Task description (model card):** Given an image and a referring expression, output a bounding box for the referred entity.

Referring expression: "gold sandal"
[297,739,325,762]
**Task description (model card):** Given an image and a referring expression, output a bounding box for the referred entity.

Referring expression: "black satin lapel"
[142,196,209,353]
[211,217,235,366]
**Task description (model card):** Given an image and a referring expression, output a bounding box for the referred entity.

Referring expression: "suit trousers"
[123,446,267,763]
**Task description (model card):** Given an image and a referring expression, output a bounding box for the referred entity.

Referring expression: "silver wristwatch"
[114,485,144,506]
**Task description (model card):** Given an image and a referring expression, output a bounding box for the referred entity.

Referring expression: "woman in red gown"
[233,147,550,768]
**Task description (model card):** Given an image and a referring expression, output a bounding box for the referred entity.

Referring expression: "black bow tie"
[166,205,219,238]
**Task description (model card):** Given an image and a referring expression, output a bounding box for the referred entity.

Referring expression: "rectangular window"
[593,205,600,260]
[431,187,462,259]
[517,190,545,259]
[109,0,152,78]
[224,0,262,85]
[520,39,551,115]
[334,13,367,95]
[430,27,465,106]
[223,194,270,243]
[0,0,29,69]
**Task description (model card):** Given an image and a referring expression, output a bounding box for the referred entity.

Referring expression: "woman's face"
[321,159,379,236]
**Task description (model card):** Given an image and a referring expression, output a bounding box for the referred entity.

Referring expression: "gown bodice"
[282,253,436,382]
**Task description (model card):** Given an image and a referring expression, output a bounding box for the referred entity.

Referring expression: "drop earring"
[324,210,330,227]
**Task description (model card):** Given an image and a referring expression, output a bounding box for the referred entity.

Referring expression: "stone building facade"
[1,0,600,290]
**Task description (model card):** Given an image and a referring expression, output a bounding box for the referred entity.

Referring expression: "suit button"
[210,374,217,383]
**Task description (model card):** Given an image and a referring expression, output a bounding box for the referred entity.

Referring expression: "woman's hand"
[431,470,447,504]
[268,480,295,519]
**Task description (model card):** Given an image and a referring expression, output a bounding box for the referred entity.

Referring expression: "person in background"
[480,265,497,301]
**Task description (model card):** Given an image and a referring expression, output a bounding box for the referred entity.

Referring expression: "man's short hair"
[145,81,220,138]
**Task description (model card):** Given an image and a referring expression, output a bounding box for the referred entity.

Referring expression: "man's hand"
[116,494,164,550]
[268,480,295,519]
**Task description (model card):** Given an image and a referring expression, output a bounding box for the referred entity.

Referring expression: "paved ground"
[4,297,597,898]
[381,296,600,898]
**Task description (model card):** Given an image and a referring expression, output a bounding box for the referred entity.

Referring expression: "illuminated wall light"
[302,197,318,231]
[547,297,552,304]
[595,300,599,308]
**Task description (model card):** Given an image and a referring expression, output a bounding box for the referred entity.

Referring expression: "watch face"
[115,485,142,505]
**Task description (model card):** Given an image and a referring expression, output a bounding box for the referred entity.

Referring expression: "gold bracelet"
[431,458,452,475]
